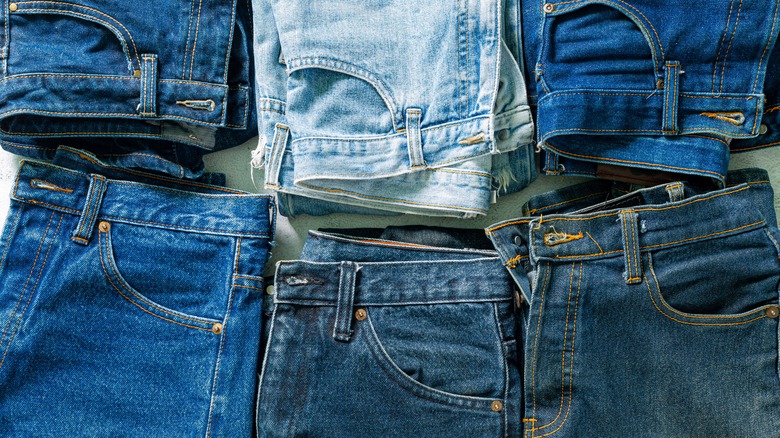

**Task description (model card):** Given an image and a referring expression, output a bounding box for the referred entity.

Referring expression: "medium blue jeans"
[0,157,274,436]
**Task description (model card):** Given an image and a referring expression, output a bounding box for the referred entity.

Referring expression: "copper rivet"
[759,124,769,135]
[491,401,504,412]
[98,221,110,232]
[9,3,18,12]
[133,70,142,77]
[656,79,665,89]
[355,309,367,321]
[543,3,555,13]
[766,306,779,319]
[212,323,223,334]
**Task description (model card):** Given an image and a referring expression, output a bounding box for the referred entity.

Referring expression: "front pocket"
[358,302,508,410]
[645,249,780,327]
[97,222,224,333]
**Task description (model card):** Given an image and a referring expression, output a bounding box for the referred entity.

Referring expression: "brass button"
[9,3,18,12]
[355,309,367,321]
[759,124,769,135]
[766,306,779,319]
[491,400,504,412]
[98,221,110,232]
[543,3,555,13]
[211,323,223,334]
[656,79,665,89]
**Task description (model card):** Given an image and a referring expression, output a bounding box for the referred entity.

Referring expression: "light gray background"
[0,139,777,275]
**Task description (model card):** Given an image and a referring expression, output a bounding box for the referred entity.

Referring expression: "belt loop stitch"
[406,108,426,169]
[139,54,158,118]
[333,261,360,342]
[664,182,685,202]
[71,175,108,245]
[620,210,643,285]
[662,61,681,134]
[264,124,290,188]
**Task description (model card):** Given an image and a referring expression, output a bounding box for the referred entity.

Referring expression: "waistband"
[273,258,512,307]
[275,228,513,306]
[487,169,774,264]
[11,160,274,239]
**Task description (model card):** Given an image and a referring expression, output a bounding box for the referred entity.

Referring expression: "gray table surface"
[0,138,777,275]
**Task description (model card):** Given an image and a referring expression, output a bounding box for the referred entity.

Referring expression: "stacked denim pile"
[0,1,779,436]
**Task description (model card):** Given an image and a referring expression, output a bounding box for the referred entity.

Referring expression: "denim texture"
[524,1,780,185]
[0,158,274,436]
[252,0,536,217]
[256,230,522,437]
[487,168,780,436]
[0,0,257,178]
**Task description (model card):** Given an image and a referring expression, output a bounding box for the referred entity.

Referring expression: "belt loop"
[333,261,360,342]
[71,175,108,245]
[620,210,643,285]
[139,54,158,118]
[405,108,426,169]
[664,182,685,202]
[264,124,290,189]
[662,61,681,135]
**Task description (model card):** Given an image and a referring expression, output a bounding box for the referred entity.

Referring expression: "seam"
[189,0,204,80]
[718,0,743,93]
[0,210,55,365]
[182,0,196,79]
[0,212,62,370]
[222,0,238,84]
[100,215,271,237]
[492,301,510,435]
[487,219,533,233]
[0,206,23,274]
[0,108,225,128]
[293,182,488,214]
[530,264,552,418]
[585,232,603,254]
[527,191,609,215]
[543,142,725,180]
[766,229,780,260]
[712,0,736,92]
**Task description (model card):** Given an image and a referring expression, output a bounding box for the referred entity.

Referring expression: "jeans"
[252,0,536,217]
[487,168,780,436]
[0,158,274,436]
[524,1,780,185]
[0,0,256,178]
[256,229,522,436]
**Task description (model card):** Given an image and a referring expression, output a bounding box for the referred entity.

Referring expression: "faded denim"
[252,0,535,217]
[0,158,274,436]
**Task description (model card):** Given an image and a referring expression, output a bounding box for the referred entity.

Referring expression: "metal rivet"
[133,70,141,77]
[9,3,18,12]
[212,323,223,334]
[656,79,665,90]
[355,309,367,321]
[491,401,504,412]
[98,221,110,232]
[759,124,769,135]
[543,3,555,13]
[498,130,510,141]
[265,285,275,295]
[766,306,779,319]
[514,236,523,245]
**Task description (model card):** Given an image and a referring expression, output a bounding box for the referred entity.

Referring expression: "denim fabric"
[252,0,536,217]
[0,159,274,436]
[257,230,522,437]
[0,0,256,178]
[732,41,780,153]
[526,1,780,185]
[487,168,780,436]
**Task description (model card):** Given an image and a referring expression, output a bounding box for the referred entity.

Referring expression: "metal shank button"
[355,309,367,321]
